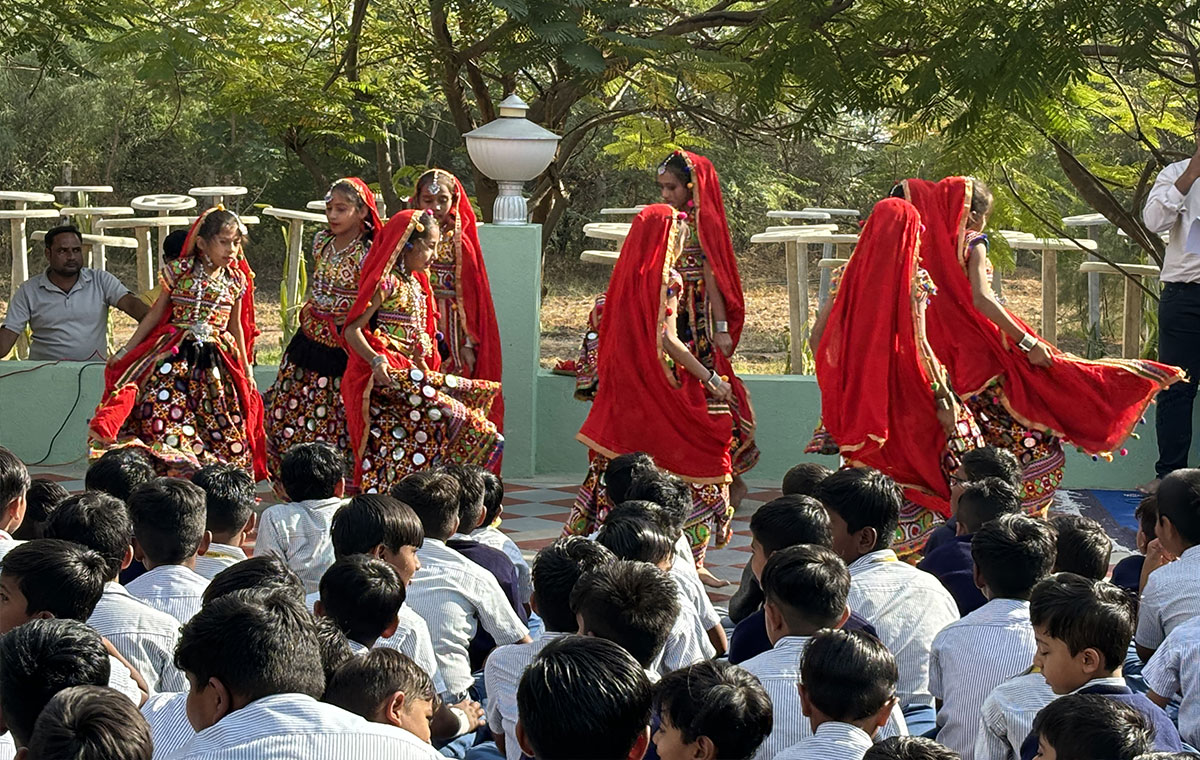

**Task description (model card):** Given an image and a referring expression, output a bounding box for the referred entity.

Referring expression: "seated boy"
[1111,495,1156,596]
[1031,693,1152,760]
[1142,595,1200,747]
[777,629,900,760]
[652,660,773,760]
[470,469,532,608]
[255,441,347,594]
[974,668,1056,760]
[190,464,257,579]
[602,452,659,513]
[742,545,905,760]
[570,559,680,675]
[782,462,833,498]
[14,478,67,541]
[325,648,440,743]
[84,448,154,502]
[863,737,962,760]
[485,537,615,760]
[818,467,959,720]
[924,447,1023,555]
[1048,514,1112,580]
[316,554,404,651]
[917,477,1021,615]
[46,492,186,692]
[0,447,29,551]
[1137,468,1200,663]
[124,478,210,624]
[169,588,439,758]
[929,514,1056,758]
[516,635,653,760]
[26,684,153,760]
[1018,573,1183,759]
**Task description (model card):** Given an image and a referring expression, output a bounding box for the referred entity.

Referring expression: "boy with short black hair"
[325,648,440,743]
[15,478,67,541]
[255,441,347,594]
[652,660,773,760]
[604,452,658,507]
[516,635,653,760]
[84,448,153,502]
[782,462,832,497]
[0,446,29,551]
[26,684,153,760]
[1137,468,1200,662]
[1049,514,1112,580]
[191,464,257,579]
[316,554,404,650]
[864,737,961,760]
[571,559,680,672]
[203,554,306,607]
[1112,495,1157,595]
[1144,593,1200,748]
[1032,693,1152,760]
[924,446,1023,555]
[124,477,210,624]
[470,469,533,608]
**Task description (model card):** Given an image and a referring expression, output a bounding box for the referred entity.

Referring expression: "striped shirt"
[931,598,1037,759]
[775,722,874,760]
[1137,545,1200,652]
[470,526,533,606]
[125,564,210,624]
[89,581,186,693]
[162,693,441,759]
[0,733,13,760]
[974,672,1055,760]
[484,631,568,760]
[377,604,447,695]
[1143,615,1200,746]
[671,550,722,631]
[847,550,960,708]
[405,538,529,698]
[194,543,249,580]
[254,497,345,595]
[652,587,713,677]
[108,654,144,703]
[143,691,193,757]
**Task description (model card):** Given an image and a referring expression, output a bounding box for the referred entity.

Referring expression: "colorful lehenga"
[89,210,267,480]
[264,178,381,477]
[342,210,503,494]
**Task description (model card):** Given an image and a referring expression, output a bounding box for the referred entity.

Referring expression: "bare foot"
[730,475,748,510]
[697,566,731,588]
[1138,478,1160,495]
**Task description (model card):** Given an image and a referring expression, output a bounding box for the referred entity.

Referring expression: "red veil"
[339,176,383,237]
[905,177,1184,455]
[816,198,952,511]
[340,210,441,474]
[90,207,268,479]
[578,204,733,483]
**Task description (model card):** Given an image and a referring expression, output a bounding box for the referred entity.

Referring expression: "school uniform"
[670,536,722,631]
[470,525,533,606]
[254,496,345,595]
[143,691,193,757]
[194,543,249,580]
[376,604,447,695]
[728,606,879,665]
[1143,615,1200,747]
[108,654,145,703]
[1137,545,1200,652]
[484,631,569,760]
[125,564,210,624]
[974,672,1056,760]
[89,580,187,692]
[916,534,987,615]
[652,588,713,676]
[448,534,528,672]
[775,722,874,760]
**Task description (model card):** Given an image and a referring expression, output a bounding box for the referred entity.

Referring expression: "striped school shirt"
[775,721,875,760]
[89,581,186,693]
[484,631,569,760]
[125,564,210,625]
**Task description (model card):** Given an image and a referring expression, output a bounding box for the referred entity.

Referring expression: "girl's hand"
[714,331,734,357]
[710,377,733,402]
[372,362,393,387]
[1027,342,1053,368]
[461,345,477,373]
[936,404,957,436]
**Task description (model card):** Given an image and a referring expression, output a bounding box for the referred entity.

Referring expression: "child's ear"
[334,478,346,499]
[4,495,25,530]
[834,605,851,630]
[856,527,878,555]
[693,735,717,760]
[516,719,535,759]
[972,564,987,594]
[955,520,969,537]
[313,600,327,619]
[763,600,784,637]
[798,683,814,718]
[369,543,386,559]
[529,594,540,617]
[384,690,407,727]
[873,697,898,732]
[131,537,146,563]
[1080,647,1106,676]
[196,531,212,558]
[627,726,651,760]
[121,545,134,572]
[382,613,400,639]
[242,512,258,537]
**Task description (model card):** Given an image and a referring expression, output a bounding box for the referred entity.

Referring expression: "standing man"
[0,225,148,361]
[1144,108,1200,491]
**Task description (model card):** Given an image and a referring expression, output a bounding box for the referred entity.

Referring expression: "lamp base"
[492,181,528,225]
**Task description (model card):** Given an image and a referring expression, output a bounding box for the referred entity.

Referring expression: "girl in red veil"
[89,207,267,480]
[902,176,1184,515]
[569,204,737,570]
[342,209,503,494]
[264,178,382,478]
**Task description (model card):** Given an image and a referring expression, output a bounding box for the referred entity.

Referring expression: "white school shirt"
[930,598,1037,760]
[484,631,569,760]
[847,549,960,708]
[254,497,345,595]
[1144,615,1200,747]
[405,538,529,698]
[162,693,441,759]
[376,604,448,695]
[0,733,13,760]
[470,525,533,606]
[652,588,714,676]
[89,581,186,693]
[144,691,194,758]
[671,548,722,631]
[1137,545,1200,651]
[775,722,875,760]
[741,635,907,760]
[1143,159,1200,283]
[126,564,210,624]
[194,543,249,580]
[973,672,1057,760]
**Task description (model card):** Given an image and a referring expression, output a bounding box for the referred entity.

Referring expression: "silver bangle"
[1017,332,1038,353]
[715,320,729,334]
[371,354,387,368]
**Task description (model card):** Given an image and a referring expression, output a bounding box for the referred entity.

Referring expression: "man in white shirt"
[124,478,211,624]
[191,464,256,580]
[1144,118,1200,487]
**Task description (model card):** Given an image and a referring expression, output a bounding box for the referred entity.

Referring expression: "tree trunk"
[376,138,402,216]
[285,130,328,192]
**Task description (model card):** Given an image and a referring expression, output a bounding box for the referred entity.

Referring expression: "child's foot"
[697,566,731,588]
[730,475,748,510]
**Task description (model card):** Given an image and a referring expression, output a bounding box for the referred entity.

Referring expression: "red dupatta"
[905,176,1184,455]
[816,198,952,513]
[338,176,384,237]
[578,204,733,483]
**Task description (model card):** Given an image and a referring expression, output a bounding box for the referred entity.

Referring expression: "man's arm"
[115,293,150,322]
[0,328,19,359]
[1144,159,1196,234]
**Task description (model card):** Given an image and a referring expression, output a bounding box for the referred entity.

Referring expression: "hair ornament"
[414,222,425,233]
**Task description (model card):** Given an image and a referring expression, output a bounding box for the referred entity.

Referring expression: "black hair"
[203,555,305,606]
[959,447,1022,489]
[1030,573,1135,671]
[481,469,505,527]
[191,464,256,537]
[279,442,345,502]
[195,209,242,243]
[596,515,675,566]
[760,544,849,631]
[1049,514,1112,580]
[653,660,773,760]
[517,635,652,760]
[956,477,1022,533]
[801,629,898,722]
[606,500,672,536]
[319,555,404,647]
[0,618,110,748]
[325,648,438,720]
[1137,494,1159,542]
[330,494,424,559]
[1032,693,1151,760]
[162,229,188,262]
[1156,469,1200,547]
[0,446,30,508]
[970,179,995,218]
[44,491,132,580]
[570,560,679,667]
[312,615,355,690]
[175,588,324,703]
[782,462,833,497]
[749,495,833,555]
[43,225,82,251]
[971,514,1057,599]
[84,449,154,502]
[0,539,109,622]
[127,477,207,565]
[658,152,691,185]
[863,737,962,760]
[624,472,690,536]
[604,453,657,506]
[815,468,901,552]
[26,685,152,760]
[15,479,68,541]
[531,537,616,633]
[440,464,487,534]
[391,471,462,540]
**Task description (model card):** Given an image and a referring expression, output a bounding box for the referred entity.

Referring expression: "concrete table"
[1064,213,1113,353]
[803,207,860,218]
[189,186,248,210]
[766,210,833,222]
[97,213,262,291]
[306,200,328,212]
[1079,261,1160,359]
[58,206,134,270]
[582,222,631,243]
[1008,236,1098,345]
[598,207,646,217]
[262,207,329,337]
[0,191,57,359]
[52,184,112,209]
[133,194,198,262]
[580,250,619,266]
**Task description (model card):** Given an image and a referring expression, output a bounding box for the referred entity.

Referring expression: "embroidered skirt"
[264,327,351,478]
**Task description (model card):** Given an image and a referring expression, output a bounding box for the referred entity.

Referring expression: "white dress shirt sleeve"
[474,576,529,646]
[1144,162,1190,235]
[1143,631,1182,699]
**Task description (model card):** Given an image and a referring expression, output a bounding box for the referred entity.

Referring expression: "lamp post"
[463,94,561,225]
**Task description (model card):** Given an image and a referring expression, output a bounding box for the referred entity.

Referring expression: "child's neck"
[332,229,361,251]
[810,713,879,737]
[144,556,198,572]
[208,532,243,549]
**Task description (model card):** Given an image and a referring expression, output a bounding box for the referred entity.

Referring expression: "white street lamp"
[463,94,561,225]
